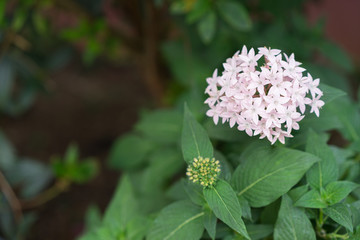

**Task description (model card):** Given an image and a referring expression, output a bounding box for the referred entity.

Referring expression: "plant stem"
[20,180,70,209]
[0,170,23,222]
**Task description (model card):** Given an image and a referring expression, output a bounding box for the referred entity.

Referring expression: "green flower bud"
[186,157,221,188]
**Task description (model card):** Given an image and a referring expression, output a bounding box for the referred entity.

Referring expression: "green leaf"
[238,196,252,221]
[260,199,281,224]
[246,224,273,240]
[288,185,308,203]
[319,83,346,104]
[84,205,102,233]
[274,195,316,240]
[203,180,249,239]
[217,1,252,31]
[214,151,233,182]
[323,203,353,232]
[64,144,79,164]
[204,118,246,142]
[323,181,359,205]
[126,215,151,240]
[7,158,53,198]
[197,11,216,44]
[107,134,154,170]
[318,41,354,72]
[181,103,213,164]
[135,109,183,144]
[0,1,6,24]
[186,0,211,23]
[147,200,204,240]
[306,129,338,190]
[161,41,210,86]
[103,175,139,234]
[294,189,327,208]
[233,147,319,207]
[183,179,206,206]
[203,207,217,240]
[349,226,360,240]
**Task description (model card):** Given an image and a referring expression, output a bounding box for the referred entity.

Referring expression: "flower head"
[204,46,324,144]
[186,157,221,187]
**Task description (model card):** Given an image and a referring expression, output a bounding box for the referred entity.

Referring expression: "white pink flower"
[204,46,324,144]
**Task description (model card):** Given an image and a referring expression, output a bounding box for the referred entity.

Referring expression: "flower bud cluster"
[186,157,221,187]
[205,46,324,144]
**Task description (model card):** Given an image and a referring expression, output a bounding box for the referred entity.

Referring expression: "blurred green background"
[0,0,359,239]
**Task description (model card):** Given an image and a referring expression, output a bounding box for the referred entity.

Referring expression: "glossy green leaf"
[233,147,319,207]
[147,201,204,240]
[274,195,316,240]
[306,129,338,190]
[294,189,327,208]
[197,11,216,44]
[323,203,353,232]
[217,1,251,31]
[181,103,213,164]
[203,180,249,239]
[323,181,359,205]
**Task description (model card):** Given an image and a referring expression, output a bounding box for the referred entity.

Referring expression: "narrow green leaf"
[306,129,338,190]
[181,103,213,164]
[103,175,139,233]
[323,203,353,232]
[323,181,359,205]
[274,195,316,240]
[233,147,319,207]
[294,189,327,208]
[217,1,252,31]
[203,207,217,240]
[147,201,204,240]
[197,11,216,44]
[204,180,249,239]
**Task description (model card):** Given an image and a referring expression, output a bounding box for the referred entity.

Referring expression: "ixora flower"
[186,157,221,187]
[205,46,324,144]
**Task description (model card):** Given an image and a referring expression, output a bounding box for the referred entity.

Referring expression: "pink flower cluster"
[205,46,324,144]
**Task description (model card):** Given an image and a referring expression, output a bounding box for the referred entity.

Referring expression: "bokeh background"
[0,0,359,239]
